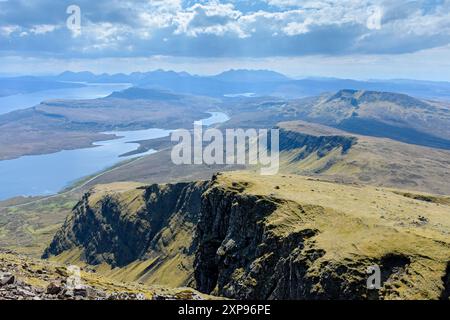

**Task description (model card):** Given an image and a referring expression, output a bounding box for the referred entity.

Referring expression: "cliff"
[43,181,208,288]
[44,173,450,300]
[278,128,356,160]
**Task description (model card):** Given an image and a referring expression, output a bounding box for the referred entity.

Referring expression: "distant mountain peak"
[328,89,431,109]
[330,89,359,97]
[59,70,95,77]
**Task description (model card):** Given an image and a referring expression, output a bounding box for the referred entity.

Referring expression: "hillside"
[277,121,450,195]
[214,69,290,83]
[1,88,448,162]
[107,87,186,101]
[43,172,450,300]
[285,90,450,148]
[217,89,450,150]
[2,116,449,262]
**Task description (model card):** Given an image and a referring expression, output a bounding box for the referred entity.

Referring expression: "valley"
[0,89,218,161]
[0,112,228,200]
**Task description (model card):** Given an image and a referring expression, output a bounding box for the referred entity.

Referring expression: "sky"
[0,0,450,80]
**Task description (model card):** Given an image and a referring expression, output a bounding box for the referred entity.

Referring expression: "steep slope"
[278,127,356,162]
[43,181,208,288]
[44,172,450,300]
[68,113,450,196]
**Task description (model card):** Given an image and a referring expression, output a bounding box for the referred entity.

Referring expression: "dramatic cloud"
[0,0,449,58]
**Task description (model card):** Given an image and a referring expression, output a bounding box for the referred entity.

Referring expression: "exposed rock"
[0,249,208,301]
[107,292,144,300]
[0,272,15,286]
[46,282,63,295]
[278,128,356,160]
[191,173,450,300]
[440,262,450,300]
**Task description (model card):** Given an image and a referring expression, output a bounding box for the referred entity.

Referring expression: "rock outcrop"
[278,128,356,159]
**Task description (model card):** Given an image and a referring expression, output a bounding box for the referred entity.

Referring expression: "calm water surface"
[0,82,131,115]
[0,112,229,200]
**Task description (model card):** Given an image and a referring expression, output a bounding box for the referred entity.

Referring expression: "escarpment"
[278,128,357,160]
[44,172,450,300]
[275,125,361,177]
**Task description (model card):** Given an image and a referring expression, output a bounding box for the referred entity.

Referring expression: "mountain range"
[44,70,450,100]
[2,70,450,101]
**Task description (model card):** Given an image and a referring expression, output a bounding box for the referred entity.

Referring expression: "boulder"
[0,272,15,286]
[46,282,63,295]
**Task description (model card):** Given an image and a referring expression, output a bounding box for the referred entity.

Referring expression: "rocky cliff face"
[43,181,208,287]
[278,128,356,160]
[44,173,450,300]
[195,181,393,299]
[194,184,325,299]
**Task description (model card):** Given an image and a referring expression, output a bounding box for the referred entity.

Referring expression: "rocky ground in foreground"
[0,249,206,300]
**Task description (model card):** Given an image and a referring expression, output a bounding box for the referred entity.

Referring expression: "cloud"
[0,25,20,36]
[30,24,59,35]
[173,1,247,38]
[0,0,449,58]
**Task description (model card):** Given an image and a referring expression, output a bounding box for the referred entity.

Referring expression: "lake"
[0,112,229,201]
[0,82,132,115]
